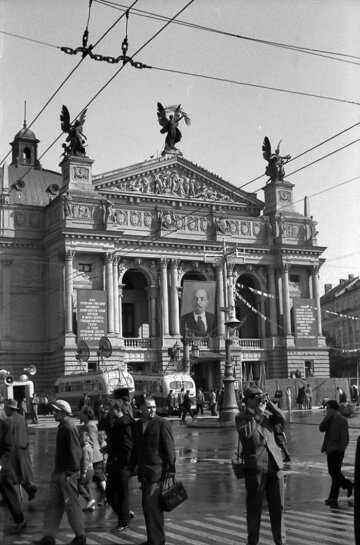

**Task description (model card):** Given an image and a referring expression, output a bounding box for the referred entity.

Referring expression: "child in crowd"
[98,429,108,475]
[78,430,96,511]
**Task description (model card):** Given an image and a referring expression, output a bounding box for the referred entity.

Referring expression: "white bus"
[132,372,196,415]
[0,378,34,405]
[54,367,134,412]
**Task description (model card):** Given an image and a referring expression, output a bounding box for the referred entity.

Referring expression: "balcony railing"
[124,338,152,349]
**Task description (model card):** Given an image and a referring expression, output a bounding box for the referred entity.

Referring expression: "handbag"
[160,476,188,512]
[232,437,246,479]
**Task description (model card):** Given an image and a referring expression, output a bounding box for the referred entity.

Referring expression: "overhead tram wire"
[19,0,196,175]
[239,121,360,189]
[0,0,139,167]
[95,0,360,66]
[150,66,360,108]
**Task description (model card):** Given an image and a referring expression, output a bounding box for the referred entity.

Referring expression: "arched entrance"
[234,274,259,338]
[122,270,149,338]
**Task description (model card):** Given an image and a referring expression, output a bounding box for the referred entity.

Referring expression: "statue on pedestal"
[262,136,291,183]
[157,102,191,155]
[60,105,87,157]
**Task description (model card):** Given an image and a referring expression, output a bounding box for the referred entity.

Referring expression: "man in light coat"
[236,386,286,545]
[320,399,353,507]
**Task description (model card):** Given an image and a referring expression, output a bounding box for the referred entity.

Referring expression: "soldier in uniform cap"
[235,386,286,545]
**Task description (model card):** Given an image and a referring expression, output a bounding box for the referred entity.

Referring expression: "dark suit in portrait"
[131,414,176,545]
[180,311,217,338]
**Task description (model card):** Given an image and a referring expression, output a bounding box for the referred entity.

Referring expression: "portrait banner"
[180,280,217,338]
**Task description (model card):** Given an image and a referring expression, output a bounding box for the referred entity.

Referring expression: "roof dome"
[14,123,37,141]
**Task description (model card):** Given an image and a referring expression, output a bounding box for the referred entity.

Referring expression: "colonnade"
[63,251,323,340]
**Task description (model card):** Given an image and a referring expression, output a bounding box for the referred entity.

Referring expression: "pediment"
[93,156,263,214]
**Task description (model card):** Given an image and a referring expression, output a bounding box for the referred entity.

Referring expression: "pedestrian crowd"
[0,382,356,545]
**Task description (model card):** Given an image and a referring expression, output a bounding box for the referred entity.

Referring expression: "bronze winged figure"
[262,136,291,183]
[60,105,88,157]
[157,102,190,155]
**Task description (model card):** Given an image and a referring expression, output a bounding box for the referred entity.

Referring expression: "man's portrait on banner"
[180,281,217,338]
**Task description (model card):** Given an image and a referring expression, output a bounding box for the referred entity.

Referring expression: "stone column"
[259,296,266,337]
[105,253,114,334]
[216,263,225,336]
[160,258,169,336]
[148,286,158,338]
[65,250,75,334]
[113,257,119,334]
[118,284,125,337]
[268,266,278,336]
[312,264,323,336]
[281,263,291,336]
[170,259,180,336]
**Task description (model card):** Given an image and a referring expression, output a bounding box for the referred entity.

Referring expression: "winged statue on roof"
[157,102,191,156]
[60,105,88,157]
[262,136,291,183]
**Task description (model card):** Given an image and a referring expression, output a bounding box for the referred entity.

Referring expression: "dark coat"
[235,401,285,472]
[131,415,176,483]
[6,411,33,484]
[319,410,349,454]
[106,415,133,470]
[0,419,15,481]
[180,311,217,337]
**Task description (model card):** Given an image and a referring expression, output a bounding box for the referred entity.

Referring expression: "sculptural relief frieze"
[111,169,234,203]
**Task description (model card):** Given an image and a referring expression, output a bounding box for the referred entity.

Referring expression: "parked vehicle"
[0,376,34,406]
[54,366,134,412]
[132,372,196,414]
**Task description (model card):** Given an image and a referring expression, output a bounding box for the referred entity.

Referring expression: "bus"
[0,377,34,406]
[54,367,134,413]
[132,372,196,415]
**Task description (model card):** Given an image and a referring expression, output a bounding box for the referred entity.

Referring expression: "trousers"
[327,450,351,500]
[43,471,85,538]
[245,458,286,545]
[106,465,131,526]
[142,480,165,545]
[0,470,24,523]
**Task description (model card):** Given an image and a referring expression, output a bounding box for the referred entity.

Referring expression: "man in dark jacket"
[131,397,176,545]
[105,400,134,532]
[4,398,37,500]
[236,386,286,545]
[0,418,26,531]
[320,399,353,507]
[34,399,86,545]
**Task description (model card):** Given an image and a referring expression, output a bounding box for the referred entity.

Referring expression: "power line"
[95,0,360,66]
[239,121,360,188]
[150,65,360,107]
[0,0,139,167]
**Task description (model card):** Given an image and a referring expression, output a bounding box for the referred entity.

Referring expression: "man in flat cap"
[4,398,37,501]
[34,400,86,545]
[235,386,286,545]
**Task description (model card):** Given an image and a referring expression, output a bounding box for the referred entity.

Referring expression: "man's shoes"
[347,482,354,498]
[33,537,56,545]
[325,498,339,507]
[27,485,38,501]
[112,525,129,532]
[68,536,86,545]
[15,517,27,532]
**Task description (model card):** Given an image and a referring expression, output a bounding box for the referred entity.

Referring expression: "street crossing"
[7,506,354,545]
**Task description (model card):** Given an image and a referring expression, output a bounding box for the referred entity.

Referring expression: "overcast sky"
[1,0,360,293]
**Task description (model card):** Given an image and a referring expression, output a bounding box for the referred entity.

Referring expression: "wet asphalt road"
[1,407,358,545]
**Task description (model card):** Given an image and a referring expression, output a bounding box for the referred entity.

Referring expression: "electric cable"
[0,0,139,167]
[95,0,360,65]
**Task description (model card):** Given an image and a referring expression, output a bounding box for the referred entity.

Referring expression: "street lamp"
[219,306,242,424]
